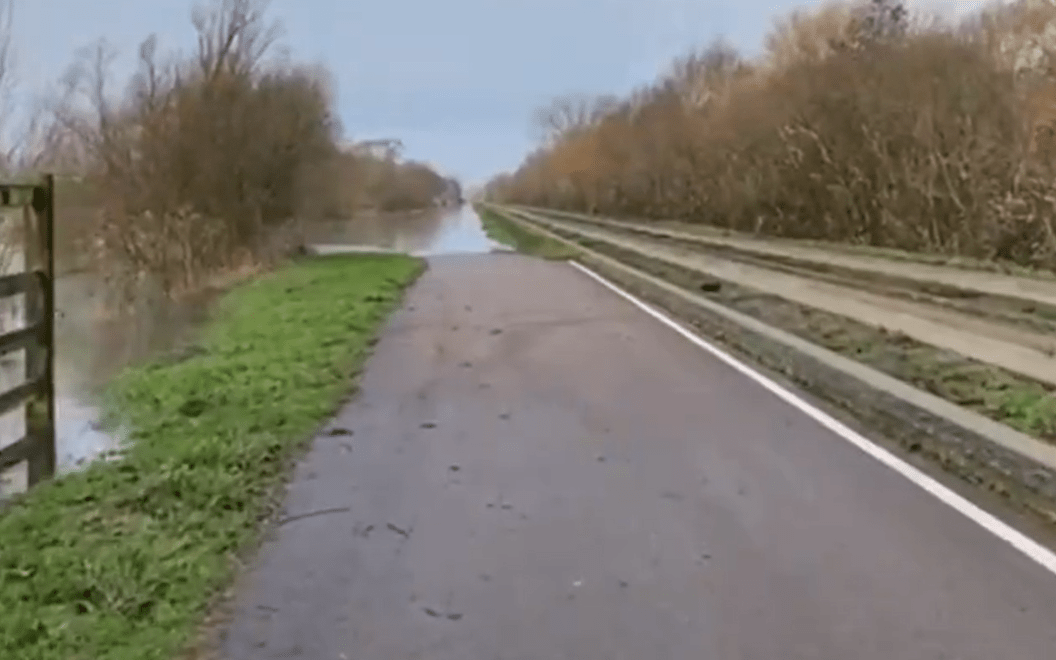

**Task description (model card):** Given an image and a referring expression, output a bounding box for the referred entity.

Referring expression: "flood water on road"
[1,203,501,495]
[305,203,506,256]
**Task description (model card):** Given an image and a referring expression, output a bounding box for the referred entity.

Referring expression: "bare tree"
[128,34,167,113]
[664,40,750,112]
[533,93,617,146]
[0,0,19,173]
[855,0,909,44]
[191,0,283,83]
[49,40,131,179]
[764,2,859,70]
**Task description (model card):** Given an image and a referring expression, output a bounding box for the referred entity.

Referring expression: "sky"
[9,0,1005,188]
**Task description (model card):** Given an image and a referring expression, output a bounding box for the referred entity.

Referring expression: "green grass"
[0,253,423,660]
[476,206,578,260]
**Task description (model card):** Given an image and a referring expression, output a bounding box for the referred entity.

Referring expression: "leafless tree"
[855,0,909,44]
[663,40,750,112]
[0,0,23,173]
[533,93,618,145]
[192,0,283,83]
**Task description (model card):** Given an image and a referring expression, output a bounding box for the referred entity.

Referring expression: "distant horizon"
[9,1,1007,186]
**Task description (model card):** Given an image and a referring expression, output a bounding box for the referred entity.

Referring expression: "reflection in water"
[51,272,214,475]
[305,204,506,256]
[3,258,227,493]
[3,203,504,493]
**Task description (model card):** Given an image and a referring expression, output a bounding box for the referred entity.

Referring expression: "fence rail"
[0,174,56,490]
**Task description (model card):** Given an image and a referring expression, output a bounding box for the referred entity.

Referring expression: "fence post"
[25,174,55,485]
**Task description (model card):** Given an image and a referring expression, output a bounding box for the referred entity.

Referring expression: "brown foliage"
[18,0,450,297]
[355,155,452,212]
[488,0,1056,271]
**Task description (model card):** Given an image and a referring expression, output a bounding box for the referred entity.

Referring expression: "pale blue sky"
[11,1,984,186]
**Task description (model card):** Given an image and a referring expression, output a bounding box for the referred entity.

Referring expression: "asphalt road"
[220,253,1056,660]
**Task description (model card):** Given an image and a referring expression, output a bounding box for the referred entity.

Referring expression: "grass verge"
[0,253,423,660]
[476,206,578,259]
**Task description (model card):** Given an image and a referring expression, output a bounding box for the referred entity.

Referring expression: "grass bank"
[0,253,423,660]
[476,206,577,259]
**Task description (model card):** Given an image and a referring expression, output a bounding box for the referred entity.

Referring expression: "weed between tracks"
[0,254,423,660]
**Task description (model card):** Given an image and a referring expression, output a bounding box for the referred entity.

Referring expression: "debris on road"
[387,522,411,538]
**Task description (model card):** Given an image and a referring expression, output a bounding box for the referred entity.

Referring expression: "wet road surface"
[220,253,1056,659]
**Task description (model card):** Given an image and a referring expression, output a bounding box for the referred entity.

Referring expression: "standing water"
[0,266,211,495]
[305,204,507,256]
[1,203,502,495]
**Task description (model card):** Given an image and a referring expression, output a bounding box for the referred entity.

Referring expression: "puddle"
[2,386,130,497]
[55,394,126,473]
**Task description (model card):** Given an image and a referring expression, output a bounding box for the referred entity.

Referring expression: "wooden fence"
[0,174,56,490]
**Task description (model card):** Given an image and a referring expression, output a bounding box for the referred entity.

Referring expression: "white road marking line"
[569,260,1056,577]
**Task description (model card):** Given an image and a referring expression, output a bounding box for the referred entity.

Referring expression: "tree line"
[486,0,1056,270]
